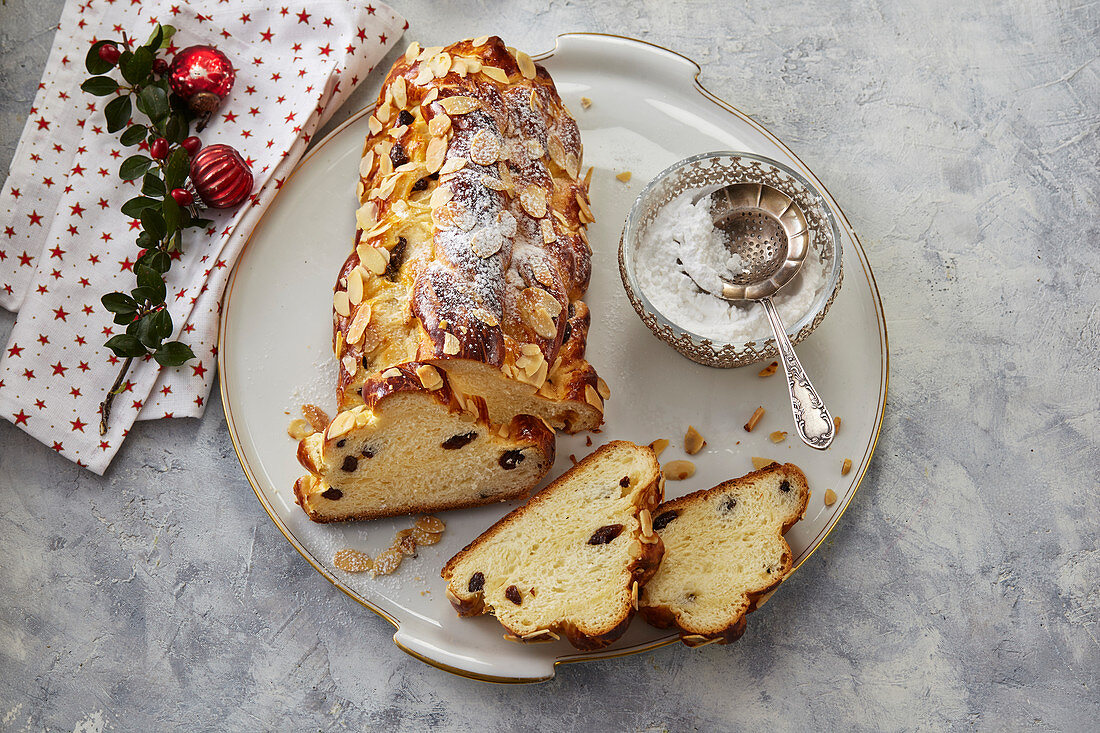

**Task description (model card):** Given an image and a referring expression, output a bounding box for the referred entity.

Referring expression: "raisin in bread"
[441,441,665,650]
[639,463,809,646]
[295,37,607,523]
[294,363,555,522]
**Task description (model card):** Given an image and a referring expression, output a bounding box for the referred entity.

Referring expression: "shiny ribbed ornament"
[189,144,253,208]
[168,45,235,129]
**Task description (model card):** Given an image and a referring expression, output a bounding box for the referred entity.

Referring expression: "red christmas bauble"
[189,144,253,208]
[168,45,235,115]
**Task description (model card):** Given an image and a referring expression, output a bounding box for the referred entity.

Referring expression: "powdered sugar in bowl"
[618,151,843,368]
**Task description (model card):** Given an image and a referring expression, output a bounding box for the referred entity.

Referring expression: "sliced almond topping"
[584,383,603,411]
[440,95,479,115]
[580,96,592,109]
[442,331,460,355]
[584,166,595,190]
[425,136,448,174]
[415,364,443,391]
[472,35,489,46]
[465,57,482,73]
[481,175,507,191]
[367,115,382,135]
[539,218,555,243]
[421,87,439,107]
[287,418,313,441]
[649,438,669,457]
[413,65,434,87]
[526,139,544,160]
[639,509,653,538]
[334,548,374,573]
[596,377,611,400]
[480,65,509,84]
[841,458,853,475]
[452,56,468,77]
[427,112,451,137]
[391,76,407,109]
[341,354,359,377]
[520,343,542,356]
[575,190,594,223]
[751,456,775,470]
[563,152,581,179]
[615,171,632,183]
[346,303,373,345]
[439,157,467,175]
[469,129,501,166]
[663,460,695,481]
[301,404,330,432]
[376,101,392,126]
[355,201,377,231]
[358,150,375,178]
[744,406,765,432]
[417,45,441,63]
[359,245,389,276]
[380,367,403,379]
[391,199,411,219]
[328,410,355,439]
[333,290,351,318]
[428,51,452,79]
[515,50,536,79]
[824,489,838,507]
[346,267,364,305]
[769,430,788,443]
[685,425,706,455]
[520,184,548,219]
[429,183,453,209]
[631,580,640,610]
[404,42,420,63]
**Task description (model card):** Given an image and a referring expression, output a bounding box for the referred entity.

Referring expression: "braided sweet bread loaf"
[294,37,607,522]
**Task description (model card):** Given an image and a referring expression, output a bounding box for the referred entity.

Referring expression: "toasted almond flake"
[758,361,779,377]
[391,199,411,219]
[427,112,451,136]
[417,45,440,63]
[632,580,640,610]
[452,56,468,77]
[442,331,460,355]
[341,354,359,376]
[516,50,536,79]
[824,488,838,506]
[380,367,403,379]
[391,76,407,108]
[596,377,611,400]
[388,124,408,140]
[472,35,489,46]
[346,268,364,305]
[334,549,373,573]
[580,96,592,109]
[425,136,448,173]
[842,458,853,475]
[353,409,370,429]
[429,184,453,209]
[639,509,653,538]
[428,51,452,78]
[416,364,443,391]
[539,218,555,243]
[744,406,765,432]
[481,175,507,191]
[575,190,594,222]
[520,184,548,218]
[525,139,544,160]
[333,290,351,317]
[414,515,445,534]
[377,173,400,200]
[358,151,375,178]
[480,65,509,84]
[834,416,842,434]
[440,95,479,115]
[563,152,581,179]
[356,180,365,201]
[376,102,392,125]
[469,129,501,166]
[769,430,788,443]
[663,460,695,481]
[287,418,313,441]
[328,411,355,439]
[412,527,442,545]
[520,343,542,356]
[685,425,706,455]
[301,404,330,432]
[358,245,388,276]
[355,201,377,230]
[751,456,775,470]
[413,65,434,86]
[421,87,439,106]
[368,115,382,135]
[404,42,420,62]
[615,171,632,183]
[346,302,373,344]
[372,547,403,576]
[585,383,603,411]
[649,438,669,457]
[439,157,467,175]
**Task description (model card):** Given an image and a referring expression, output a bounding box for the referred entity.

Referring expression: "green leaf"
[168,230,183,252]
[135,231,154,249]
[151,309,173,342]
[121,195,158,219]
[138,84,169,121]
[119,154,151,181]
[101,292,138,314]
[140,208,166,241]
[137,248,171,273]
[153,340,195,367]
[81,76,120,96]
[104,94,132,133]
[163,146,190,189]
[136,309,171,350]
[113,311,138,326]
[121,46,153,85]
[119,123,147,146]
[159,26,177,50]
[192,217,214,229]
[135,264,166,304]
[86,40,115,75]
[141,172,166,197]
[131,286,161,304]
[104,334,148,358]
[162,194,180,234]
[164,114,187,144]
[144,25,164,50]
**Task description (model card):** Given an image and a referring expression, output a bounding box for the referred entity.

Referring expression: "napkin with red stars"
[0,0,405,473]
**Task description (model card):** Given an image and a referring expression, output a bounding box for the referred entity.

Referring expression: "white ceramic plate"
[218,34,888,683]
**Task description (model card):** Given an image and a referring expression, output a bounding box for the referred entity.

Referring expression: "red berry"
[150,138,169,160]
[98,44,121,65]
[170,188,194,206]
[181,136,202,156]
[153,58,169,75]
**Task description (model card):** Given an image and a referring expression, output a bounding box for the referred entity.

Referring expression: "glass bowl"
[618,151,843,368]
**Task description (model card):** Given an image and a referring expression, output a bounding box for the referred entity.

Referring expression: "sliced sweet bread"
[294,363,555,522]
[639,462,809,646]
[441,441,665,650]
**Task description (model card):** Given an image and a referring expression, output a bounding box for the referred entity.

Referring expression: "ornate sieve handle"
[761,297,835,450]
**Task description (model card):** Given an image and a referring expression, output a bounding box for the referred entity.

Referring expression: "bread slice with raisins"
[294,363,555,522]
[639,462,809,646]
[441,441,665,650]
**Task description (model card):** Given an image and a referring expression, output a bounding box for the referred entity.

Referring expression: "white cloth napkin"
[0,0,405,473]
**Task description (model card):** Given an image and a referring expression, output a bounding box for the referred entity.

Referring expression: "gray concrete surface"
[2,0,1098,730]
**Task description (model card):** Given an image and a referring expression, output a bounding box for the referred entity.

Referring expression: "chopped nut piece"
[615,171,632,183]
[584,383,603,410]
[428,112,451,137]
[440,95,480,115]
[744,406,765,432]
[684,426,706,455]
[824,489,838,507]
[442,331,461,355]
[834,416,842,434]
[415,364,444,391]
[333,290,351,318]
[769,430,788,443]
[334,549,374,573]
[841,458,853,475]
[287,418,313,441]
[649,438,670,457]
[301,404,331,432]
[596,377,611,400]
[751,456,775,470]
[580,96,592,109]
[663,460,695,481]
[758,361,779,377]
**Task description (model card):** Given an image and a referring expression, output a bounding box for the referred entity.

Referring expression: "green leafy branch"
[83,25,214,434]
